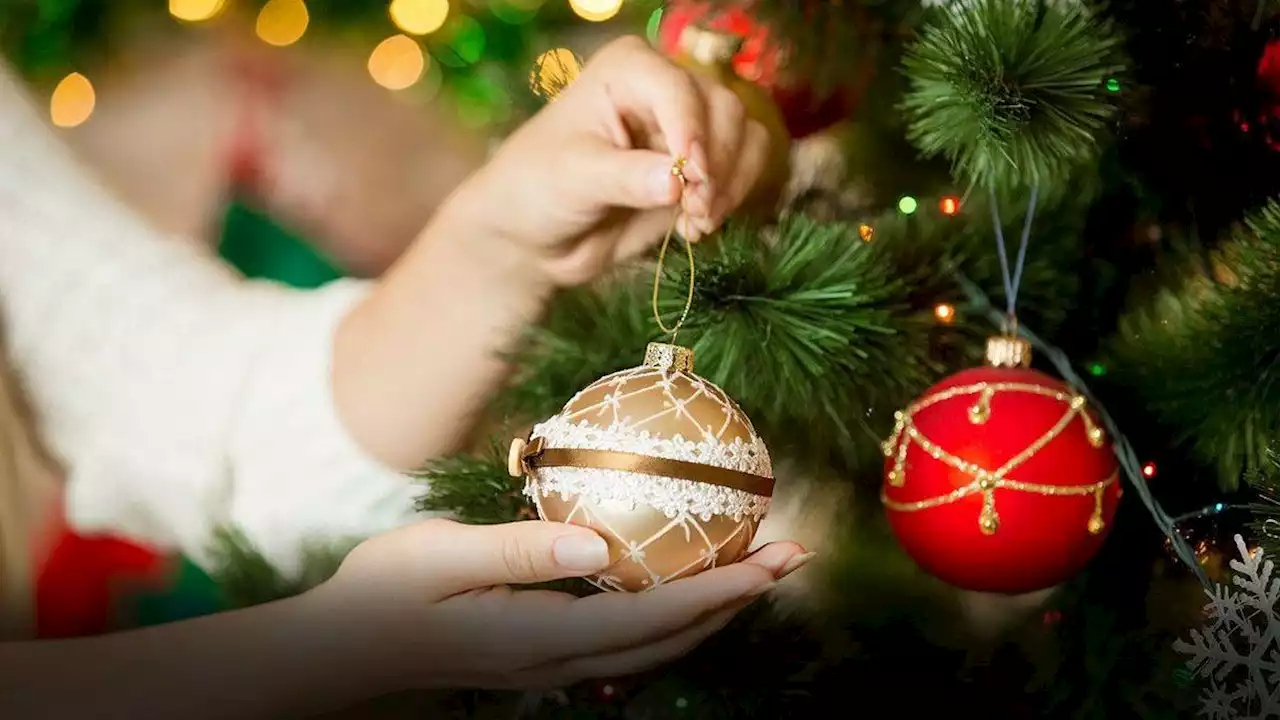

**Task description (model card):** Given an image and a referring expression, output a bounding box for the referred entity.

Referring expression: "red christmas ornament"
[881,336,1121,594]
[656,0,864,138]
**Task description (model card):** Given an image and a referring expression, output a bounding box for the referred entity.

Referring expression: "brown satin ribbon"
[523,440,774,498]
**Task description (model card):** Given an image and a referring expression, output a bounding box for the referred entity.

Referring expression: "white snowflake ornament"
[1174,535,1280,719]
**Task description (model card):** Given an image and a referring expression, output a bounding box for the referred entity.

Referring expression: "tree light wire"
[956,275,1213,591]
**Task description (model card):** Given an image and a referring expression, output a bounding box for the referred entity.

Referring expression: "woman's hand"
[335,35,779,470]
[312,519,809,692]
[442,34,773,287]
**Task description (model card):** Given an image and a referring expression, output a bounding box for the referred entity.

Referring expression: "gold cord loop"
[652,157,696,342]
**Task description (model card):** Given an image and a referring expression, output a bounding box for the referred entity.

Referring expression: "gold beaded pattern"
[881,381,1119,536]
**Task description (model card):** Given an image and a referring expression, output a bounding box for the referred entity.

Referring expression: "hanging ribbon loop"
[652,157,696,342]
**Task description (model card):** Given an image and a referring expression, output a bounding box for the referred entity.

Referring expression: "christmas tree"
[10,0,1280,716]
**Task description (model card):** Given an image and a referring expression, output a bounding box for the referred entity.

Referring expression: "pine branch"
[1111,201,1280,490]
[206,527,350,609]
[413,441,531,525]
[901,0,1126,191]
[660,214,940,476]
[495,281,660,425]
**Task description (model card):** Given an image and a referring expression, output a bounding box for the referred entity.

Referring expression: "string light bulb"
[169,0,226,22]
[569,0,623,22]
[50,72,96,129]
[389,0,450,35]
[859,224,874,242]
[898,195,918,215]
[939,195,960,216]
[256,0,310,47]
[934,303,955,323]
[368,34,426,90]
[530,48,582,102]
[1142,461,1157,479]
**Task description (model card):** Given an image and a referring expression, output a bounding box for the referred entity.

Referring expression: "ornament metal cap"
[644,342,695,373]
[680,25,745,65]
[985,335,1032,368]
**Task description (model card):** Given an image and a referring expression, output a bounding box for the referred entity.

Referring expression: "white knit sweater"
[0,66,420,575]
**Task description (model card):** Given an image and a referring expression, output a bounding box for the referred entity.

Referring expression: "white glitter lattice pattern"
[527,469,758,592]
[557,364,772,463]
[1174,535,1280,719]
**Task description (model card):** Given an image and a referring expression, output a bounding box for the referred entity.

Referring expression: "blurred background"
[2,0,650,283]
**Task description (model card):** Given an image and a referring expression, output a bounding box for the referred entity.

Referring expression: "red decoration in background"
[224,47,287,194]
[1245,38,1280,151]
[35,526,168,638]
[882,367,1121,594]
[656,0,867,138]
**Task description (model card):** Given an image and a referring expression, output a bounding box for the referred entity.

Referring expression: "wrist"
[428,181,557,301]
[294,581,404,698]
[303,577,447,696]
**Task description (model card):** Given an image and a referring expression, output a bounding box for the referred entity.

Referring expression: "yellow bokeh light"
[569,0,622,22]
[530,47,582,101]
[389,0,449,35]
[169,0,226,22]
[50,73,96,129]
[368,35,426,91]
[256,0,310,47]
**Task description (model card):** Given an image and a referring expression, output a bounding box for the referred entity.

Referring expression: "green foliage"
[207,527,350,609]
[413,442,529,525]
[669,214,936,474]
[868,193,1088,340]
[495,214,944,478]
[901,0,1125,191]
[496,281,659,423]
[1111,201,1280,489]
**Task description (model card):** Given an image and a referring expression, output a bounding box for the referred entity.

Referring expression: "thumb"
[418,520,612,598]
[581,147,683,211]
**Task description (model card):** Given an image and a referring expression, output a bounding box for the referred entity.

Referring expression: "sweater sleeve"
[0,67,422,575]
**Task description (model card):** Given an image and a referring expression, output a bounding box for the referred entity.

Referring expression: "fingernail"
[746,581,777,599]
[652,163,677,203]
[677,216,701,242]
[777,552,817,580]
[553,533,610,571]
[687,142,709,183]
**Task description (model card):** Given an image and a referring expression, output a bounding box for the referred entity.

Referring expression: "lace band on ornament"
[523,416,773,521]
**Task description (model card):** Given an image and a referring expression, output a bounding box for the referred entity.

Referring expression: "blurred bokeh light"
[368,35,426,91]
[50,72,95,128]
[390,0,450,36]
[256,0,310,47]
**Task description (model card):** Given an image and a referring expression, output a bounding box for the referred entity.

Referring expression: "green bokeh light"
[1088,362,1107,377]
[491,0,539,24]
[1105,77,1120,92]
[898,196,918,214]
[435,15,486,68]
[647,8,663,44]
[453,71,512,128]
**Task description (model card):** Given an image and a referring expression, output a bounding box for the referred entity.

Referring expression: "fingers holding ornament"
[508,343,776,593]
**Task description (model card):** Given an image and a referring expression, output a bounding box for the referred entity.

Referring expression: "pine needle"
[902,0,1126,190]
[1111,201,1280,489]
[206,528,350,609]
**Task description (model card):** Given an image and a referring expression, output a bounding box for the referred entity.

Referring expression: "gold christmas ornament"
[509,343,774,592]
